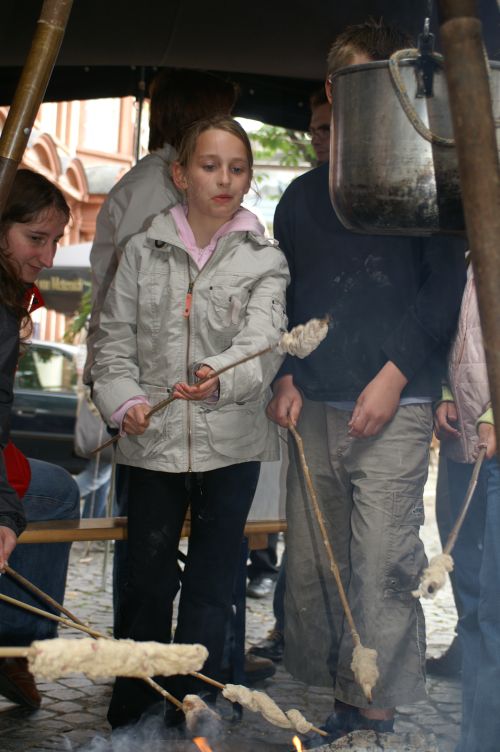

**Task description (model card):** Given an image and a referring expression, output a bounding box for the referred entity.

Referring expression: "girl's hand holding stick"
[91,317,330,456]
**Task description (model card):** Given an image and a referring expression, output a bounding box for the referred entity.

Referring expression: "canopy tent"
[0,0,499,129]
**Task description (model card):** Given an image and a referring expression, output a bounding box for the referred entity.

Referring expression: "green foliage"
[251,125,315,168]
[64,283,92,343]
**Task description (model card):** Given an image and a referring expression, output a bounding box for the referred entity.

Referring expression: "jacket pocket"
[117,387,172,461]
[208,286,249,330]
[204,400,269,459]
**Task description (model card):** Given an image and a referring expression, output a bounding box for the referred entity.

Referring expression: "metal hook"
[416,0,437,97]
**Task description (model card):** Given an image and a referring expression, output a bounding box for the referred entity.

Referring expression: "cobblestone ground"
[0,463,461,751]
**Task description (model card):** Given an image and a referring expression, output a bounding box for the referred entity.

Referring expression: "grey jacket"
[85,144,181,384]
[92,211,290,473]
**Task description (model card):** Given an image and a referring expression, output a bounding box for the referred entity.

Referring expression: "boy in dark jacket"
[267,19,467,742]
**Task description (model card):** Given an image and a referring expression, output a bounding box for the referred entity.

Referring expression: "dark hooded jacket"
[274,162,467,401]
[0,304,26,536]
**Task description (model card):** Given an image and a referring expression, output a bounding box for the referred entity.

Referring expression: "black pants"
[247,534,279,581]
[108,461,260,728]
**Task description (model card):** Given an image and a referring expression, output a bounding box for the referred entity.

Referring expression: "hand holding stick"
[0,589,184,709]
[413,444,487,599]
[2,569,326,735]
[91,317,330,456]
[287,421,379,702]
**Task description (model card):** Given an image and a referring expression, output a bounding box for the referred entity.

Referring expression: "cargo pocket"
[384,493,426,599]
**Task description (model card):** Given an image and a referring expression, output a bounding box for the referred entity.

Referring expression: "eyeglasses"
[309,125,330,139]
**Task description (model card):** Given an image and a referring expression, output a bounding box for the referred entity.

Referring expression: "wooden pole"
[437,0,500,457]
[0,0,74,215]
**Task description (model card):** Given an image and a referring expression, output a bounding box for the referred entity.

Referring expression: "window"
[15,346,77,393]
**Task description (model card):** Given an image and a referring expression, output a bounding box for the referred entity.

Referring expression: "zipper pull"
[183,282,194,318]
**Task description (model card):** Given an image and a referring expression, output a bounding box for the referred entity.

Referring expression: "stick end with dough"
[277,317,329,358]
[182,694,223,738]
[351,644,379,703]
[412,553,454,599]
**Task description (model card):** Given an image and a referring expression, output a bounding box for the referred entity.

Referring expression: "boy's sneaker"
[300,707,361,749]
[248,628,284,662]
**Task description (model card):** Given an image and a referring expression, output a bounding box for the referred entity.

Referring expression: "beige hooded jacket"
[91,210,289,474]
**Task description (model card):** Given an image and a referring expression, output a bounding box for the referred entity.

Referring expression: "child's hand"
[173,365,220,402]
[123,403,151,435]
[349,362,407,438]
[266,375,303,428]
[475,422,497,459]
[0,526,17,570]
[434,402,461,441]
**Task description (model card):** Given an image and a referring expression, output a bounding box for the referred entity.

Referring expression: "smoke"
[60,713,187,751]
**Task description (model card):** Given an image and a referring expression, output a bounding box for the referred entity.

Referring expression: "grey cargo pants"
[284,398,431,708]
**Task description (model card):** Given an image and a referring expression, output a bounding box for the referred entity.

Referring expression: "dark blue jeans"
[108,461,260,728]
[447,456,500,752]
[0,459,80,645]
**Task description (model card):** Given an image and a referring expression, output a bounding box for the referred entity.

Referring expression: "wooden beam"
[438,0,500,456]
[18,516,287,547]
[0,0,73,215]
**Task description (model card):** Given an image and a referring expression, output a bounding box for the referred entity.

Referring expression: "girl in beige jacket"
[92,117,289,729]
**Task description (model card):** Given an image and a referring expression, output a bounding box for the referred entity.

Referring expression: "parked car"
[10,340,87,473]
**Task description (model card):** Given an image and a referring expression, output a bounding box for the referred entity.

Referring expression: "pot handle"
[388,48,456,147]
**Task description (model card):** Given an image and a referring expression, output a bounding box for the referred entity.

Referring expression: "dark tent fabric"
[0,0,499,128]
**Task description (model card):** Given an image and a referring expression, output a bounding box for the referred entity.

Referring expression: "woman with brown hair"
[0,169,80,711]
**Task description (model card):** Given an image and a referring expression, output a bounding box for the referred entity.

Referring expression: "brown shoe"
[0,657,41,709]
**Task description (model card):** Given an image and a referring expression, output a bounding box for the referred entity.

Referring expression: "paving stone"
[45,700,83,714]
[42,688,85,701]
[59,677,94,688]
[316,730,439,751]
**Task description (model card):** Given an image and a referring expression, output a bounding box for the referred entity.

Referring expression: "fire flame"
[292,736,303,752]
[193,738,213,752]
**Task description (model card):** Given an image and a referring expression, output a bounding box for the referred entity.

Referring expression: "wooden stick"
[287,423,361,648]
[91,346,272,455]
[444,444,487,555]
[4,565,85,626]
[143,677,183,710]
[0,592,183,708]
[0,592,101,637]
[0,647,32,659]
[3,572,325,733]
[189,673,326,736]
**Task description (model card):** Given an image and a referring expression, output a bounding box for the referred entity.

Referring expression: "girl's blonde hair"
[175,116,253,170]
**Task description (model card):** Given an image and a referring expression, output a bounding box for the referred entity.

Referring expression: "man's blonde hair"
[327,19,413,79]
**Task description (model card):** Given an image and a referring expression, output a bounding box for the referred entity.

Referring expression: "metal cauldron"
[329,52,500,235]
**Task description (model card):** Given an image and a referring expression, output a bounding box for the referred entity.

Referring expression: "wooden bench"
[18,517,287,550]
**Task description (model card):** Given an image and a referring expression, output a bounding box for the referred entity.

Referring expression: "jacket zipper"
[185,265,194,472]
[182,239,228,472]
